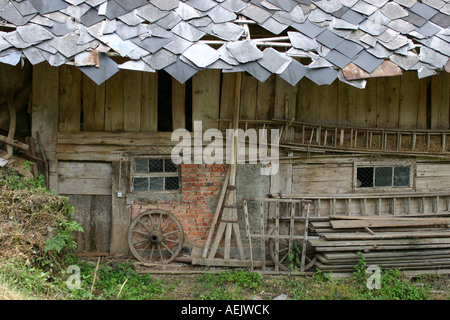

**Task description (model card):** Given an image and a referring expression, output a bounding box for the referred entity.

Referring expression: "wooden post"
[6,95,16,156]
[207,72,245,262]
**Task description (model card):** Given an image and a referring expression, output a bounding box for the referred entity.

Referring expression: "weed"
[351,254,429,300]
[195,269,262,300]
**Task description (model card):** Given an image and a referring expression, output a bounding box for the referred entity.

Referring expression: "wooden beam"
[0,134,28,151]
[172,77,186,130]
[141,72,158,131]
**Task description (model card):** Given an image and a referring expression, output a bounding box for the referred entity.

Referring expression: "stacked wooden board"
[308,215,450,275]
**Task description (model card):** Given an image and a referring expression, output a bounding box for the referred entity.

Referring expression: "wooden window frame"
[130,156,180,194]
[353,161,415,193]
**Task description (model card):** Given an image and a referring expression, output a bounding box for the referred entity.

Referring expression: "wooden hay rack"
[243,197,317,274]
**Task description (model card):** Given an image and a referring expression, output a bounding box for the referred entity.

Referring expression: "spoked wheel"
[268,221,316,271]
[128,210,184,264]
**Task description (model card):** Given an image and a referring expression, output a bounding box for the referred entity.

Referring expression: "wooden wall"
[50,64,450,134]
[289,157,450,216]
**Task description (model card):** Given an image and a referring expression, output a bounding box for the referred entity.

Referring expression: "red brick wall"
[130,164,227,248]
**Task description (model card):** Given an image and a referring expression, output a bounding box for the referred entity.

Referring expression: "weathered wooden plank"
[192,69,221,130]
[330,218,450,229]
[58,65,82,132]
[172,77,186,130]
[323,230,450,240]
[256,74,275,120]
[123,70,142,132]
[239,73,258,125]
[58,161,112,179]
[431,72,450,130]
[59,177,112,195]
[110,160,131,256]
[376,76,400,129]
[337,81,357,126]
[106,71,124,131]
[69,195,111,253]
[323,249,450,260]
[355,78,377,128]
[219,73,237,131]
[82,74,105,131]
[309,237,450,247]
[274,75,297,120]
[192,258,262,267]
[416,163,450,177]
[57,131,176,145]
[318,82,338,126]
[32,62,59,191]
[140,72,158,131]
[292,165,352,183]
[399,71,419,129]
[417,77,429,130]
[296,77,312,122]
[313,243,450,252]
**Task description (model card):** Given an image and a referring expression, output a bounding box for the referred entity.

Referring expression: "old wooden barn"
[1,0,450,275]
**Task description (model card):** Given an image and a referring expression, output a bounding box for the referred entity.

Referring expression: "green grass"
[1,257,448,300]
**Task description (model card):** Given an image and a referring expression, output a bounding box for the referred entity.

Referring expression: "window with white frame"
[132,158,180,192]
[355,162,413,190]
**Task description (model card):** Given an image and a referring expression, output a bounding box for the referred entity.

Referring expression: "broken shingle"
[352,50,384,73]
[171,21,206,42]
[316,29,344,49]
[182,43,219,68]
[409,2,438,20]
[28,0,68,15]
[143,48,178,70]
[164,58,198,84]
[288,31,319,51]
[381,2,409,20]
[226,40,264,64]
[306,67,339,85]
[136,3,170,23]
[16,24,53,45]
[390,52,421,70]
[211,23,245,42]
[334,39,364,58]
[240,61,272,82]
[240,3,272,24]
[279,58,309,86]
[51,32,91,58]
[79,53,119,85]
[130,36,172,54]
[0,3,36,26]
[325,49,352,68]
[257,47,292,74]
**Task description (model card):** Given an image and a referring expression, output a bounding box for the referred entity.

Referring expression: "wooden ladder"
[272,119,450,156]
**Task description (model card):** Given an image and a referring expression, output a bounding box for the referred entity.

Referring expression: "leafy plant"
[351,253,428,300]
[1,161,46,191]
[195,269,262,300]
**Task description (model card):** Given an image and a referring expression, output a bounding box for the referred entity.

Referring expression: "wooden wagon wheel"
[128,210,184,264]
[268,221,315,272]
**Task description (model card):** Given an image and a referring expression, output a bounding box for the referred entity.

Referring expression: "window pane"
[149,159,164,172]
[135,159,148,173]
[134,178,148,191]
[165,177,179,190]
[149,177,164,190]
[394,166,410,187]
[375,167,392,187]
[357,167,374,188]
[165,159,177,172]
